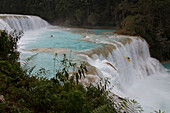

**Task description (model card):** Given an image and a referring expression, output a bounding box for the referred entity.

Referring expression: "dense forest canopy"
[0,0,122,26]
[0,0,169,60]
[0,1,170,112]
[114,0,170,61]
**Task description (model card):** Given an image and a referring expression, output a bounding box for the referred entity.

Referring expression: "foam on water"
[81,35,170,112]
[1,14,170,112]
[0,19,12,31]
[19,27,170,112]
[19,28,101,51]
[127,73,170,112]
[0,14,49,31]
[18,27,102,77]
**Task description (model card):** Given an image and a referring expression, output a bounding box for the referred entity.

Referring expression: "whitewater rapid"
[80,35,170,112]
[82,36,166,90]
[0,14,49,32]
[0,14,170,112]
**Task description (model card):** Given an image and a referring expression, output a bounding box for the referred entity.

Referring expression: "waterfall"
[0,19,12,31]
[81,35,167,93]
[0,14,49,32]
[80,36,170,112]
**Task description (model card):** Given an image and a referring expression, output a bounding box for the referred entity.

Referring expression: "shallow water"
[19,28,101,51]
[163,63,170,73]
[4,14,170,112]
[19,28,114,78]
[71,29,115,35]
[18,27,170,112]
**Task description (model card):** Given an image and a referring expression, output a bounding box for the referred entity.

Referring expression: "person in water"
[51,35,53,37]
[126,56,130,62]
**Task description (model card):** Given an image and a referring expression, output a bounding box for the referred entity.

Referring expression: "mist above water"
[0,14,170,113]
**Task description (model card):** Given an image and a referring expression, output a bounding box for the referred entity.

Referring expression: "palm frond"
[22,53,38,70]
[91,104,108,113]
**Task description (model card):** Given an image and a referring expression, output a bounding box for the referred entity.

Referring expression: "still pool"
[19,28,101,51]
[18,28,115,78]
[163,63,170,73]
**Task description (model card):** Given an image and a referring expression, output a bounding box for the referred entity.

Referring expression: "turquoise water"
[86,29,115,35]
[71,29,115,35]
[22,29,101,51]
[163,63,170,73]
[19,28,104,78]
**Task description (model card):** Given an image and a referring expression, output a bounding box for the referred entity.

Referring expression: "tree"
[0,30,23,63]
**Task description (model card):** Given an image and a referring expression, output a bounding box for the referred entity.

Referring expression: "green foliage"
[0,30,23,63]
[0,0,122,26]
[115,0,170,61]
[1,0,169,60]
[91,104,108,113]
[154,109,165,113]
[53,54,87,85]
[118,99,143,113]
[22,53,38,70]
[0,27,144,113]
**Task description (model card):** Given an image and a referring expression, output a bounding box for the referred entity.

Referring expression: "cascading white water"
[1,14,169,112]
[81,35,170,112]
[0,14,49,32]
[84,36,167,92]
[0,19,12,31]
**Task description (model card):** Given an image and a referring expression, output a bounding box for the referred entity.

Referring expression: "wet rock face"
[81,36,134,59]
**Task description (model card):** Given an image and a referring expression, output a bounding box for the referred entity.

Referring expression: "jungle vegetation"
[0,30,144,112]
[114,0,170,61]
[0,0,169,61]
[0,0,169,111]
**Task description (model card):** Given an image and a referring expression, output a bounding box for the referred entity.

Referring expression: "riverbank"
[161,60,170,64]
[56,25,170,63]
[56,25,116,30]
